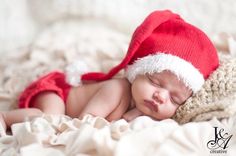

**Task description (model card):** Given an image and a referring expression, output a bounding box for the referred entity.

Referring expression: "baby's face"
[131,70,192,120]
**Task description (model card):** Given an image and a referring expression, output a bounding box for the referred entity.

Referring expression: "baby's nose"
[152,91,167,104]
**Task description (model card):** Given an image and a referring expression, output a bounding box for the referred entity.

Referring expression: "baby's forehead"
[150,70,179,79]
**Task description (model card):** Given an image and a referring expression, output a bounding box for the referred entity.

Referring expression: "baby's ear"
[172,53,236,124]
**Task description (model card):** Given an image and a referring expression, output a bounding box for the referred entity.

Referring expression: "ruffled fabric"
[0,114,236,156]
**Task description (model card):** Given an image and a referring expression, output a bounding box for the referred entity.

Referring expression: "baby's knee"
[27,108,43,116]
[0,112,7,135]
[23,108,44,121]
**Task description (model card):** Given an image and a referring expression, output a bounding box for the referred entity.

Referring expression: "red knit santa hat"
[70,10,219,93]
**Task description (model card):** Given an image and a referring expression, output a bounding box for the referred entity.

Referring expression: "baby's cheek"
[161,103,178,118]
[134,89,150,102]
[131,84,143,99]
[170,105,179,116]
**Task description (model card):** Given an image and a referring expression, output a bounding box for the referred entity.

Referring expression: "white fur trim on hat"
[125,53,204,93]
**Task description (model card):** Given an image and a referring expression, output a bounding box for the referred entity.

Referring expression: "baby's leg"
[32,91,65,114]
[0,91,65,133]
[0,112,10,136]
[0,108,43,133]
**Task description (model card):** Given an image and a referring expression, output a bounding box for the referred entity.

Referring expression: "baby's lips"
[144,100,158,112]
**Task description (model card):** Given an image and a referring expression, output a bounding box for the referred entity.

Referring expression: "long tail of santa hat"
[67,10,219,93]
[81,10,182,81]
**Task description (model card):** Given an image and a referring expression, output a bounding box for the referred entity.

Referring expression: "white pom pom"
[228,37,236,57]
[66,61,89,86]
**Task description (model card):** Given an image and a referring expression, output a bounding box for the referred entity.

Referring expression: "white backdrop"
[0,0,236,54]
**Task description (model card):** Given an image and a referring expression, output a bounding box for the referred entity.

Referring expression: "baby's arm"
[122,107,143,122]
[79,79,131,121]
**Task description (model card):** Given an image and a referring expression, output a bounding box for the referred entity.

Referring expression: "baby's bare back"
[66,78,131,121]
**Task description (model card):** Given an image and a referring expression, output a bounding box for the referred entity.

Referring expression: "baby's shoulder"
[102,78,130,87]
[102,78,131,94]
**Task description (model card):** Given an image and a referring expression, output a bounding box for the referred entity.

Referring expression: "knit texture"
[80,10,219,91]
[173,53,236,124]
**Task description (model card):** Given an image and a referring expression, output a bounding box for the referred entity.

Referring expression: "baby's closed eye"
[147,75,161,87]
[170,96,181,105]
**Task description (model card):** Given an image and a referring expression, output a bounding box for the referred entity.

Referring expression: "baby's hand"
[122,108,143,122]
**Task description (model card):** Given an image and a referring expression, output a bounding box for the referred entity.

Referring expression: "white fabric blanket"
[1,115,236,156]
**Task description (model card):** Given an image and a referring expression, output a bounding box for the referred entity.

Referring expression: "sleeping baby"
[0,10,219,136]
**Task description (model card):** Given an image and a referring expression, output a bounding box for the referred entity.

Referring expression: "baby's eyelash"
[171,96,181,105]
[147,75,161,86]
[170,97,175,104]
[147,75,154,83]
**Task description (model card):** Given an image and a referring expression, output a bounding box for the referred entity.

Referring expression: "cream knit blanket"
[173,54,236,123]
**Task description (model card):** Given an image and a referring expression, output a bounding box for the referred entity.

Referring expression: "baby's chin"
[139,109,169,120]
[144,110,175,120]
[151,108,178,120]
[136,103,175,120]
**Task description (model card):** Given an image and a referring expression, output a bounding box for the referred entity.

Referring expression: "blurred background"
[1,0,236,54]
